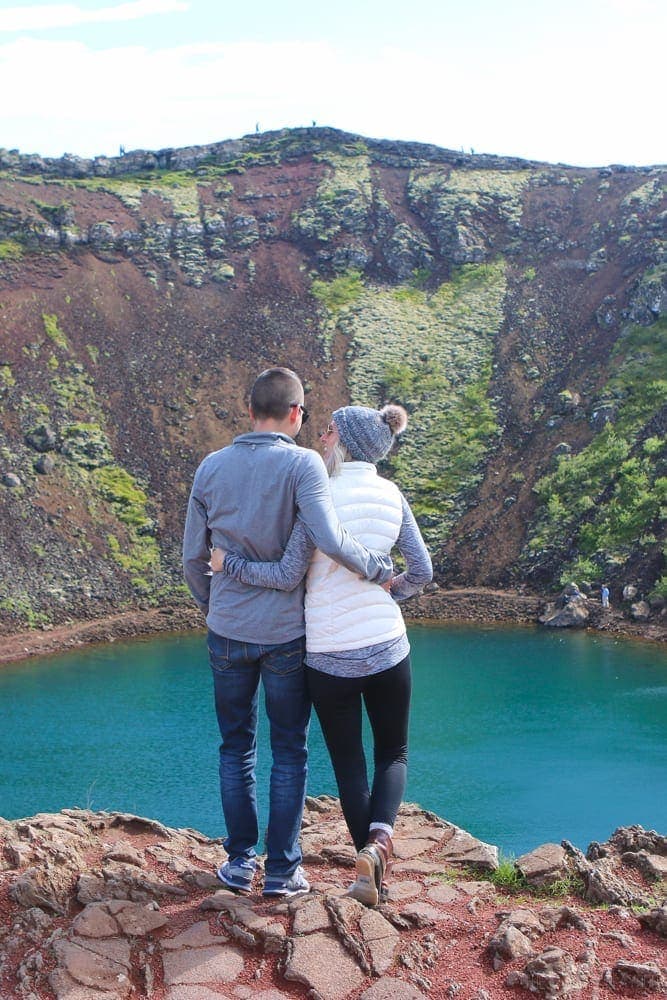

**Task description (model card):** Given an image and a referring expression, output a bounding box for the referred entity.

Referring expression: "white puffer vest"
[305,462,405,652]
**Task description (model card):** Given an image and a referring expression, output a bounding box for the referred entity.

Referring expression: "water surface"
[0,624,665,856]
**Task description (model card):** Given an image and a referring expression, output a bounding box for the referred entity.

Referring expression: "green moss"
[95,465,152,530]
[42,313,69,351]
[0,365,15,388]
[293,151,372,242]
[0,239,24,261]
[312,270,364,313]
[524,318,667,581]
[408,167,531,229]
[339,259,506,548]
[0,595,50,628]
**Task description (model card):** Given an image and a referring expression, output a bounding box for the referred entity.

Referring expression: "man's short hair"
[250,367,303,420]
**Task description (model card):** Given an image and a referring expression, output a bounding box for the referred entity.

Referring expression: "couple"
[183,366,431,906]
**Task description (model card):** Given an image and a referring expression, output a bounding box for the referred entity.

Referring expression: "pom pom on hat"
[333,403,408,464]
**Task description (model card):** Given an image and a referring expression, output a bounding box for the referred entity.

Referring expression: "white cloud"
[0,31,663,165]
[0,1,189,32]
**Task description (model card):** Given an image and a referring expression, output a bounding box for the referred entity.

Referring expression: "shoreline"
[0,589,664,665]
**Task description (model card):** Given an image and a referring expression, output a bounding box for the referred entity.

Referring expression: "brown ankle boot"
[349,830,393,907]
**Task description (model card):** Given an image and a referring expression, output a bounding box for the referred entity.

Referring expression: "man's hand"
[209,548,226,573]
[381,576,395,593]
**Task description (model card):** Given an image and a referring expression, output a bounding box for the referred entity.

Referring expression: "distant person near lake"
[601,584,610,609]
[182,367,392,899]
[212,403,432,906]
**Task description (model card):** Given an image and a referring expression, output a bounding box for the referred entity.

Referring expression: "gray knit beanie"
[333,404,408,464]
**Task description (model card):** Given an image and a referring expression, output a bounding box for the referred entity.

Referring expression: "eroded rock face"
[0,805,665,1000]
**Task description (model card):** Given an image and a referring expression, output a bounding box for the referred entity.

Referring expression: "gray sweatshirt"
[182,432,393,644]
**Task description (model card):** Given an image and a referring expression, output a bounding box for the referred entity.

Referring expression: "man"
[183,367,391,898]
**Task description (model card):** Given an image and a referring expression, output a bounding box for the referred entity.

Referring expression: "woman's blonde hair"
[324,440,351,477]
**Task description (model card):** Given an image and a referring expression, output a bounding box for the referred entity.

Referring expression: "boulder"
[35,454,55,475]
[516,844,571,888]
[25,424,57,452]
[630,600,651,622]
[539,584,589,628]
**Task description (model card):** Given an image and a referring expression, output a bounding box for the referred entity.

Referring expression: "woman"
[211,403,432,906]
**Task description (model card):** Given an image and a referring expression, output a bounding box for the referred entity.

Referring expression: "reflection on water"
[0,625,665,856]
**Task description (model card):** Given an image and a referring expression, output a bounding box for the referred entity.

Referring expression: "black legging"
[306,655,411,851]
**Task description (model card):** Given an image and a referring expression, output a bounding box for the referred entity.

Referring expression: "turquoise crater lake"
[0,625,665,857]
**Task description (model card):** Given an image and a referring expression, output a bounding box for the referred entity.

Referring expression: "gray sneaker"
[216,859,256,893]
[263,865,310,898]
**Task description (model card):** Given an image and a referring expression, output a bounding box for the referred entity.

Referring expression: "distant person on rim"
[211,402,432,906]
[182,367,392,899]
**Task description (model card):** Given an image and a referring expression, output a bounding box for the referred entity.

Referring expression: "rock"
[488,923,534,968]
[360,978,429,999]
[553,442,572,457]
[359,907,400,974]
[517,946,592,997]
[107,899,169,936]
[25,424,57,452]
[638,904,667,937]
[162,944,244,986]
[436,823,499,871]
[284,932,365,999]
[539,906,592,933]
[563,840,649,907]
[608,959,665,993]
[516,844,571,888]
[2,472,22,487]
[2,804,666,999]
[622,849,667,880]
[34,454,56,474]
[630,600,651,622]
[622,584,639,601]
[589,402,617,428]
[539,584,589,628]
[52,937,132,994]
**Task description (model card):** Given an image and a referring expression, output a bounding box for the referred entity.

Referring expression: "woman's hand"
[209,548,226,573]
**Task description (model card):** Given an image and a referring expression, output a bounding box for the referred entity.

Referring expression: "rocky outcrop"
[539,584,590,628]
[0,803,665,999]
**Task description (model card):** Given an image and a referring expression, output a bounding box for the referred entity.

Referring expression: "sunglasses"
[290,402,309,423]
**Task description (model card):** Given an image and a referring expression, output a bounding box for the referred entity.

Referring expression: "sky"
[0,0,664,168]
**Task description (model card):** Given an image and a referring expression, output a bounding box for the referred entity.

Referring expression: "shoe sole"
[262,885,310,899]
[349,850,379,906]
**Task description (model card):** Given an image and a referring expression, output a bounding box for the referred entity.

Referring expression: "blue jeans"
[208,629,310,878]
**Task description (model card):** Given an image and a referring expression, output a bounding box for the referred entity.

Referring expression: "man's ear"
[248,404,255,422]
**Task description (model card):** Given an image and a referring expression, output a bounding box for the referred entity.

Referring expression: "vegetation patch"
[524,318,667,583]
[293,150,372,242]
[0,239,24,261]
[336,259,506,549]
[42,313,69,352]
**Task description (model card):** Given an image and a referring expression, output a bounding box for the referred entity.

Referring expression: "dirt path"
[0,591,663,667]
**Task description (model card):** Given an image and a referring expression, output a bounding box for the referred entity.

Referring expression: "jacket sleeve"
[390,494,433,602]
[182,478,212,615]
[295,452,393,583]
[223,520,313,592]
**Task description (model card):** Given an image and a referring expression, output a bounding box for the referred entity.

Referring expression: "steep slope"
[0,128,664,632]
